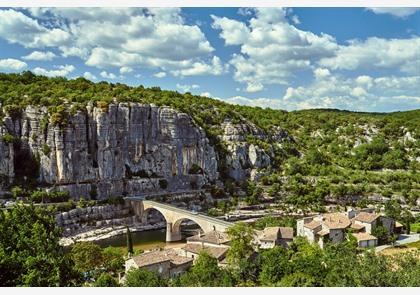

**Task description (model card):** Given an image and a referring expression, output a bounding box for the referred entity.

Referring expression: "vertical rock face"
[220,119,289,181]
[0,103,218,199]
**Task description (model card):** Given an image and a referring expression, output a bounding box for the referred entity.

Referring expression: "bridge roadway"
[126,197,232,242]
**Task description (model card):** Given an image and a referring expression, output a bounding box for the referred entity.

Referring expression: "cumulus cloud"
[119,66,133,74]
[0,58,27,71]
[200,92,211,97]
[366,8,420,18]
[212,8,338,90]
[218,73,420,112]
[211,15,250,45]
[319,37,420,74]
[33,64,75,77]
[171,56,228,77]
[100,71,117,79]
[153,72,167,78]
[176,83,200,92]
[83,71,97,80]
[0,9,70,48]
[0,8,222,78]
[22,51,56,61]
[281,73,420,112]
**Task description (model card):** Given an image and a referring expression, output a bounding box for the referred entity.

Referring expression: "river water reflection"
[94,227,198,251]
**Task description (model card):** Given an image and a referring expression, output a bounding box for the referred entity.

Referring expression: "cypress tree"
[126,226,134,256]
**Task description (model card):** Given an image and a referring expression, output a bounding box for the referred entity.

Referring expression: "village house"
[257,226,294,249]
[297,208,397,248]
[125,248,193,279]
[181,229,230,266]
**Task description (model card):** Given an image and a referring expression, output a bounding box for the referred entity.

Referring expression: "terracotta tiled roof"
[322,213,351,229]
[279,227,294,240]
[352,232,378,242]
[317,229,330,236]
[187,230,230,245]
[354,212,379,224]
[351,220,365,230]
[182,243,228,260]
[304,220,322,230]
[258,227,279,241]
[132,249,193,268]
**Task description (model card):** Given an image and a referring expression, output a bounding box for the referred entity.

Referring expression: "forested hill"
[0,72,419,209]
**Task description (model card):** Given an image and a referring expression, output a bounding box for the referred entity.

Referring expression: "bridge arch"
[128,199,232,242]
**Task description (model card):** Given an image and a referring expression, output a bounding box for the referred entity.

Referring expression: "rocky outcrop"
[220,120,290,181]
[0,103,218,198]
[55,203,136,236]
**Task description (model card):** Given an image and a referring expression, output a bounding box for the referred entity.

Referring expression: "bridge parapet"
[126,197,232,242]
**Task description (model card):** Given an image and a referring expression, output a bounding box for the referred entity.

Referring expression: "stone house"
[125,248,193,279]
[181,230,230,266]
[257,226,294,249]
[297,209,398,248]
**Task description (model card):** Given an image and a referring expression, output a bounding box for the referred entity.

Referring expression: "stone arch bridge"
[126,198,232,242]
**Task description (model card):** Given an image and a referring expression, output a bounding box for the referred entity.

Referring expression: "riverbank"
[59,222,166,247]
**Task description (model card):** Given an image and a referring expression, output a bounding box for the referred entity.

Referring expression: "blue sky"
[0,7,419,112]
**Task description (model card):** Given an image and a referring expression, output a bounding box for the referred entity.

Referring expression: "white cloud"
[281,73,420,112]
[176,83,200,92]
[0,58,27,71]
[219,74,420,112]
[319,37,420,74]
[0,9,70,48]
[212,8,338,90]
[245,82,264,93]
[153,72,167,78]
[211,15,250,45]
[171,56,228,77]
[119,66,133,74]
[0,8,224,78]
[100,71,117,79]
[4,8,222,78]
[22,51,56,61]
[200,92,211,97]
[83,71,97,80]
[313,68,331,79]
[367,8,420,18]
[33,64,75,77]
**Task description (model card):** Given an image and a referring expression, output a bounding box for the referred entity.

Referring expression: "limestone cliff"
[0,102,291,198]
[0,103,218,199]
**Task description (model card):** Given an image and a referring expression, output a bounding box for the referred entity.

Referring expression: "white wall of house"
[259,240,276,249]
[358,239,377,248]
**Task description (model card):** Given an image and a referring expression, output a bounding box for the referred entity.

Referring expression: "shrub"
[188,163,203,174]
[42,144,51,156]
[159,179,168,189]
[1,133,15,144]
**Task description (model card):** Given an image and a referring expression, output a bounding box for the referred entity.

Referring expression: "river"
[94,226,200,251]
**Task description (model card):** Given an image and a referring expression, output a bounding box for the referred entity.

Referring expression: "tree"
[70,242,104,276]
[0,203,80,286]
[372,225,389,245]
[384,199,401,220]
[177,251,232,287]
[94,273,119,287]
[126,226,134,256]
[259,246,290,286]
[277,272,317,287]
[226,222,258,283]
[102,247,125,274]
[124,268,167,287]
